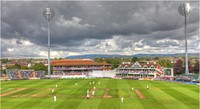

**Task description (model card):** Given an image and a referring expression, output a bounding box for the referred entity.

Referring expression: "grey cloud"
[1,1,199,57]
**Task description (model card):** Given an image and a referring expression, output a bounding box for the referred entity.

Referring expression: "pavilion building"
[116,61,173,79]
[51,59,112,77]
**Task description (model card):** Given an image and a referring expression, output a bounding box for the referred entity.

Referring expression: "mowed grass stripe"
[13,88,53,108]
[1,88,17,94]
[3,80,74,109]
[154,81,199,94]
[126,80,144,109]
[152,81,199,109]
[54,79,91,109]
[147,81,191,109]
[2,80,62,98]
[154,81,199,101]
[98,79,120,109]
[77,79,109,109]
[133,80,167,109]
[1,79,199,109]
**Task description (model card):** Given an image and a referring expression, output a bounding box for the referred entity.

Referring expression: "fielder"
[121,97,124,103]
[92,91,95,96]
[87,90,89,95]
[147,85,149,90]
[87,94,89,99]
[56,84,58,88]
[94,86,96,90]
[52,89,54,93]
[132,87,134,91]
[54,96,57,102]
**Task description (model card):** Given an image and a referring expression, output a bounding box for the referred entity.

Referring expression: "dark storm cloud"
[1,1,199,57]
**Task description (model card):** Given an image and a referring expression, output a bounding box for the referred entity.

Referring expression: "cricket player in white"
[98,82,100,85]
[93,81,95,84]
[92,91,95,96]
[94,86,96,90]
[89,82,91,85]
[87,94,89,99]
[121,97,124,103]
[147,85,149,90]
[56,84,58,88]
[87,90,89,95]
[54,96,57,102]
[52,89,54,93]
[132,87,134,91]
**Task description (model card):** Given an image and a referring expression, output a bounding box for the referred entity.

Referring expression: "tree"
[31,63,46,71]
[1,58,9,63]
[153,57,159,60]
[7,64,21,69]
[158,59,174,68]
[94,58,104,63]
[131,57,139,62]
[21,66,29,70]
[193,60,199,74]
[173,59,184,75]
[188,60,193,73]
[111,59,121,69]
[45,65,53,74]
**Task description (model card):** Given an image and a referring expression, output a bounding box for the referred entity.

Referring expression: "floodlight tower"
[178,2,191,74]
[43,8,55,77]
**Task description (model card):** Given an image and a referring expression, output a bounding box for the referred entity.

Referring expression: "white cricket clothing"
[54,96,57,102]
[94,87,96,90]
[87,90,89,95]
[56,84,58,88]
[87,94,89,98]
[92,91,95,96]
[52,89,54,93]
[121,97,124,103]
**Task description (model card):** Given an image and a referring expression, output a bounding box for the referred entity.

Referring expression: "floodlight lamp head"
[46,8,51,15]
[185,2,191,14]
[43,8,55,22]
[178,2,191,16]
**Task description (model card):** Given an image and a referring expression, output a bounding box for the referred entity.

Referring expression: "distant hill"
[66,54,129,59]
[66,53,199,59]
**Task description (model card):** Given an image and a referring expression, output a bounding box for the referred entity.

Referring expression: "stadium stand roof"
[51,59,111,66]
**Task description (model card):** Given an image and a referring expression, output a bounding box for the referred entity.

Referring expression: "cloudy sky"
[1,1,199,58]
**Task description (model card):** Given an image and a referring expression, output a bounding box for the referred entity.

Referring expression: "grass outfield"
[0,79,199,109]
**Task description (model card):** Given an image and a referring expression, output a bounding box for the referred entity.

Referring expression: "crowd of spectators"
[7,69,21,80]
[35,71,45,78]
[53,71,89,76]
[53,66,103,70]
[6,69,45,80]
[20,70,34,79]
[117,71,156,74]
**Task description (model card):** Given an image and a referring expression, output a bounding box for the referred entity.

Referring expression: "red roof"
[51,59,111,66]
[119,61,158,68]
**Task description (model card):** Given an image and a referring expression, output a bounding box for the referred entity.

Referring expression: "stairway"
[18,71,22,79]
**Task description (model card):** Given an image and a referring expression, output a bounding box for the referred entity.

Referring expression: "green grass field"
[1,79,199,109]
